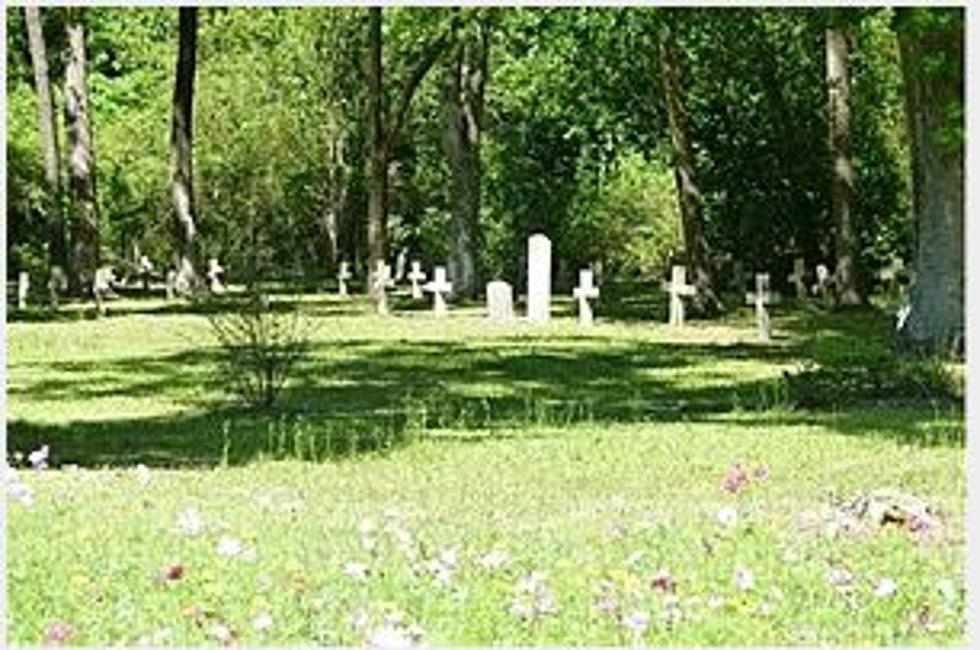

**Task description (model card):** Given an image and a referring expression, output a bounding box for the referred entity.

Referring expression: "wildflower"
[438,547,459,570]
[477,550,509,570]
[594,594,617,616]
[368,625,414,648]
[827,567,854,589]
[907,514,934,543]
[651,567,676,595]
[734,566,755,592]
[216,536,244,558]
[707,594,725,610]
[512,571,559,620]
[625,550,645,567]
[135,464,152,487]
[253,613,274,632]
[621,610,650,634]
[43,621,73,645]
[753,463,770,482]
[716,505,738,529]
[175,507,205,537]
[344,561,371,581]
[6,468,33,507]
[207,622,235,644]
[721,463,749,494]
[350,609,370,632]
[874,578,898,599]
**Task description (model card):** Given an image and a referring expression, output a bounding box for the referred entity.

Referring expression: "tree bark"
[64,13,98,296]
[896,10,964,354]
[170,7,199,292]
[441,15,488,299]
[25,6,68,276]
[657,19,719,315]
[826,21,862,306]
[363,7,451,293]
[365,7,386,289]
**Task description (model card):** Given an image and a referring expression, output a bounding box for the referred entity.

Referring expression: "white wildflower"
[716,505,738,529]
[175,507,205,536]
[216,535,244,558]
[477,550,509,570]
[874,578,897,599]
[734,566,755,592]
[621,610,650,634]
[344,561,370,581]
[252,613,273,632]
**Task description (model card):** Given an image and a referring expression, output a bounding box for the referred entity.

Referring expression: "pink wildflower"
[721,463,749,494]
[43,621,73,645]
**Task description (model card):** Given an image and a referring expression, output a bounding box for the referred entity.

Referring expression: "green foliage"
[205,291,316,409]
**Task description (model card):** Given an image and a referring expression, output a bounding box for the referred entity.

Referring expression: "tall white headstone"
[337,261,352,296]
[526,234,551,324]
[745,273,779,342]
[486,281,514,323]
[372,261,395,315]
[424,266,453,317]
[662,265,696,326]
[573,269,600,327]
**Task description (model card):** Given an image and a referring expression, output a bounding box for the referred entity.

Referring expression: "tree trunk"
[896,10,964,354]
[657,19,719,315]
[170,7,199,292]
[64,14,98,296]
[826,21,862,306]
[25,6,68,276]
[441,17,487,299]
[365,7,386,290]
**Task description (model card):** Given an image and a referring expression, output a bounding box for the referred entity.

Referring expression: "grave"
[573,269,600,327]
[93,266,117,316]
[337,261,352,296]
[17,271,29,310]
[812,263,833,307]
[745,272,779,342]
[394,249,408,282]
[408,261,426,300]
[787,257,807,299]
[423,266,453,317]
[878,257,907,298]
[138,255,154,293]
[206,257,226,294]
[526,234,552,324]
[372,261,395,315]
[165,269,177,300]
[486,280,514,323]
[662,265,696,326]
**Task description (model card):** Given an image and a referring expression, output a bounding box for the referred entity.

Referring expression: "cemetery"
[4,5,965,648]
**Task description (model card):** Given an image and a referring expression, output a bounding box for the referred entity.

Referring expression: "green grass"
[6,289,965,645]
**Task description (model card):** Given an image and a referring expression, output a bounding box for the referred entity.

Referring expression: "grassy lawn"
[5,289,965,646]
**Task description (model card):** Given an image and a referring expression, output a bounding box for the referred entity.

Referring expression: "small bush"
[784,354,961,409]
[205,291,315,409]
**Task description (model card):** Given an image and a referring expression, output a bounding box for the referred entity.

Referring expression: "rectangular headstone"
[526,234,551,324]
[17,271,29,310]
[486,280,514,323]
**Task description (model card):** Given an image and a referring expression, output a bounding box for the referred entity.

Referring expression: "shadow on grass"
[7,302,963,468]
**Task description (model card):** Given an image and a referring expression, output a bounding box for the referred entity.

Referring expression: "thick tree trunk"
[896,11,964,354]
[170,7,199,292]
[64,15,98,296]
[25,6,68,276]
[441,18,487,299]
[826,23,862,306]
[657,19,719,315]
[365,7,386,290]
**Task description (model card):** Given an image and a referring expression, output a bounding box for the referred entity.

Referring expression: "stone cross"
[878,257,906,297]
[394,249,408,282]
[573,268,600,327]
[787,257,807,299]
[165,269,177,300]
[662,265,696,326]
[138,255,154,293]
[337,261,352,296]
[407,261,426,300]
[745,273,779,342]
[812,263,833,306]
[206,257,225,294]
[17,271,29,310]
[423,266,453,317]
[93,266,116,317]
[526,233,552,324]
[486,280,514,323]
[372,261,395,315]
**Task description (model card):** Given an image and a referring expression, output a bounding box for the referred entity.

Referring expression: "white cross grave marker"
[662,265,696,326]
[812,263,833,307]
[787,257,807,299]
[745,273,779,342]
[372,261,395,315]
[573,268,600,327]
[424,266,453,317]
[48,266,67,308]
[407,261,426,300]
[337,261,352,296]
[17,271,29,310]
[206,257,226,294]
